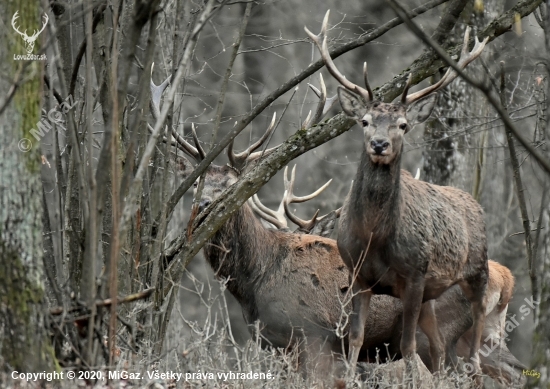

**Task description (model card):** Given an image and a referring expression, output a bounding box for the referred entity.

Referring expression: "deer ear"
[407,93,437,127]
[337,87,365,119]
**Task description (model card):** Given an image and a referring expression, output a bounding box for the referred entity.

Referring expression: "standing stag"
[150,71,525,385]
[305,11,490,377]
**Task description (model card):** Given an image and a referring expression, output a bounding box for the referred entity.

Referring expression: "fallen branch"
[49,288,154,316]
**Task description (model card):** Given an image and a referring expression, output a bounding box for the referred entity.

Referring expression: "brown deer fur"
[455,261,523,386]
[191,164,523,384]
[336,91,489,375]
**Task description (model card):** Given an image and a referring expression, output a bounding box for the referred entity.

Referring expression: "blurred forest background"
[0,0,549,387]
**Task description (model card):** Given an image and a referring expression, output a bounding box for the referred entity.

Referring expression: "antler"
[302,74,338,129]
[249,194,287,229]
[305,10,373,102]
[250,165,340,233]
[402,26,488,104]
[11,12,28,38]
[283,165,332,231]
[150,63,204,162]
[228,112,278,171]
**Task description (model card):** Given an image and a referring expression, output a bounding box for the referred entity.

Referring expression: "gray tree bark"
[0,0,56,373]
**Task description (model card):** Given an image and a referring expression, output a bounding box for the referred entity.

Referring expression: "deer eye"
[361,120,369,127]
[399,123,407,131]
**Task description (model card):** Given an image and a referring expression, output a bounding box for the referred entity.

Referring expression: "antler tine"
[310,73,327,127]
[285,165,332,203]
[363,62,374,100]
[283,165,332,230]
[401,73,413,104]
[191,123,206,160]
[308,79,338,119]
[305,10,373,102]
[315,205,342,223]
[150,64,202,161]
[302,110,313,130]
[404,26,489,104]
[229,112,277,170]
[312,179,350,222]
[250,194,288,229]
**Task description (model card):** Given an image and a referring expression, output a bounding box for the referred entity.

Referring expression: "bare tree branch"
[118,0,219,242]
[386,0,550,173]
[49,288,154,316]
[157,0,546,303]
[378,0,545,101]
[500,62,538,314]
[154,0,451,234]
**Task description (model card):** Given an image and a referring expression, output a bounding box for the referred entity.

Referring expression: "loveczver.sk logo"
[11,11,48,61]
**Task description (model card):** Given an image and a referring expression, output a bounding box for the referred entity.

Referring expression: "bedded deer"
[151,72,524,385]
[305,12,490,378]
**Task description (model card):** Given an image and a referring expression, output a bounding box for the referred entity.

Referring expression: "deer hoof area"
[355,355,433,388]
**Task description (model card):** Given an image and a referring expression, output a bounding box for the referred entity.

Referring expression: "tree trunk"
[0,0,56,373]
[422,0,502,193]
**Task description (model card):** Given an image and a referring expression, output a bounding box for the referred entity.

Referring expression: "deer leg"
[418,300,445,372]
[400,277,424,357]
[348,283,371,373]
[446,339,459,371]
[400,276,424,383]
[469,300,486,380]
[460,277,487,386]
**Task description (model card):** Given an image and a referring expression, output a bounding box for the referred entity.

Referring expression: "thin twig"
[499,62,537,306]
[69,3,107,97]
[118,0,219,241]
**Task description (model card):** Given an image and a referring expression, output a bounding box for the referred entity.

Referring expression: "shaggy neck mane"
[349,149,402,240]
[203,202,282,315]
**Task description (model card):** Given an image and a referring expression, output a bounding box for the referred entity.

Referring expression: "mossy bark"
[0,0,56,373]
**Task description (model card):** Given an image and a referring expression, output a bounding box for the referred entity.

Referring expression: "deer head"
[194,164,240,213]
[12,11,49,54]
[338,91,436,165]
[305,11,488,166]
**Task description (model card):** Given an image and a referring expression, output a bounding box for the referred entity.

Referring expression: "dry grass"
[1,270,509,389]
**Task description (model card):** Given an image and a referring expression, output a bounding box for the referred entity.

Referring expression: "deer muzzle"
[370,139,390,155]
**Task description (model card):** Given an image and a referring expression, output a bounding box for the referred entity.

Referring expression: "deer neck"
[349,149,402,240]
[203,203,277,314]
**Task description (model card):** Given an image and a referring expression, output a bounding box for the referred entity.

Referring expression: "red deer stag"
[151,72,524,386]
[305,11,490,377]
